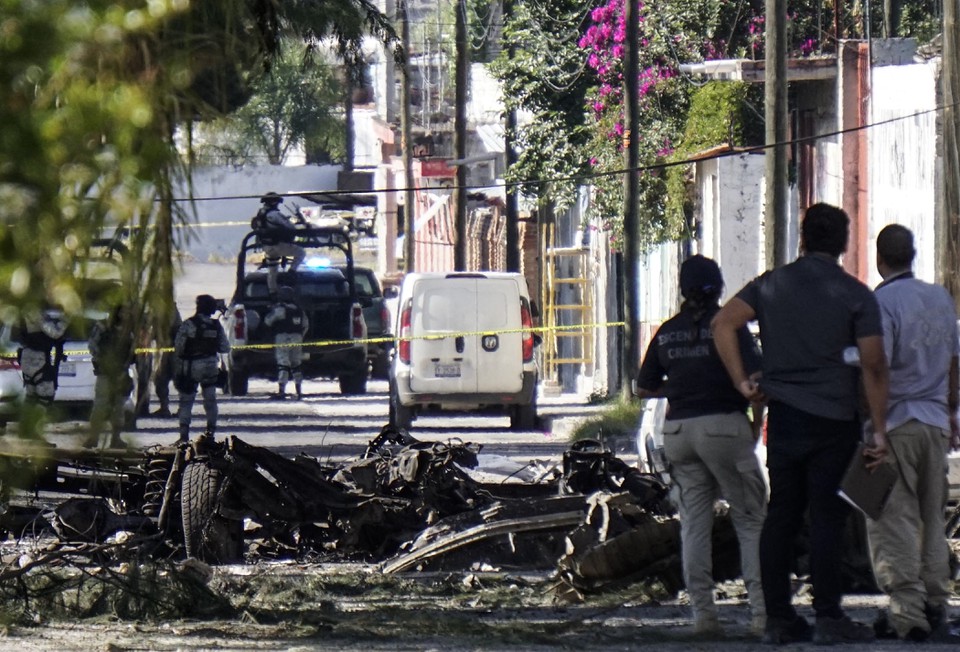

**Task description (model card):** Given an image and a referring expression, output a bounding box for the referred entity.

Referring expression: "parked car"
[0,312,137,426]
[335,265,394,379]
[389,272,539,430]
[222,224,368,395]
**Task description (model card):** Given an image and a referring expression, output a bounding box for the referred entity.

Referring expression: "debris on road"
[0,426,948,608]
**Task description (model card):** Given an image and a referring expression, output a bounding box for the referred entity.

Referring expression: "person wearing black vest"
[263,285,309,400]
[18,308,68,409]
[635,255,767,636]
[255,192,305,295]
[174,295,229,443]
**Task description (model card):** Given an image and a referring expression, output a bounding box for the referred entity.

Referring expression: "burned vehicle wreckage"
[0,426,915,602]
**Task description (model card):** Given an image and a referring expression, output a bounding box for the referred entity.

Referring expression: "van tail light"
[398,303,412,364]
[233,306,247,340]
[521,299,534,362]
[351,303,367,339]
[0,356,20,371]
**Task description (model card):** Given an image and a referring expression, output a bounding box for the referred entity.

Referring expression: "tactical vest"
[20,322,61,351]
[275,302,305,334]
[181,315,221,359]
[252,208,293,246]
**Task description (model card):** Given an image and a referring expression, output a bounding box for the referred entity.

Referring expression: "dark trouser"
[761,400,860,621]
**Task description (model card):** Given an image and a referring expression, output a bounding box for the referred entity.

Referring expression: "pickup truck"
[335,265,393,379]
[221,225,368,396]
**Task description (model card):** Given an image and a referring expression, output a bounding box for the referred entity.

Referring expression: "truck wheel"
[228,367,248,396]
[339,370,368,395]
[510,401,538,431]
[370,350,391,380]
[181,461,243,564]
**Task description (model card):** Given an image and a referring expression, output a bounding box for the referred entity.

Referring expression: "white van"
[389,272,539,430]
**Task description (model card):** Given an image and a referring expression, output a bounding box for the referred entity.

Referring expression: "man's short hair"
[876,224,915,270]
[801,203,849,258]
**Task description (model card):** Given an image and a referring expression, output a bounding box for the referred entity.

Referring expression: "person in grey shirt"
[867,224,959,642]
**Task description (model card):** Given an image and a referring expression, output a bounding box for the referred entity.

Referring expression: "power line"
[173,100,955,204]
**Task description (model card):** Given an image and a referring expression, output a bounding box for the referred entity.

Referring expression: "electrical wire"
[171,99,957,205]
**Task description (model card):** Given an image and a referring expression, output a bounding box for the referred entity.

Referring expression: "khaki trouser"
[274,332,304,385]
[867,419,951,638]
[663,411,767,622]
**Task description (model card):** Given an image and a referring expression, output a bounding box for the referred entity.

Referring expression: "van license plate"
[435,363,461,378]
[59,362,76,376]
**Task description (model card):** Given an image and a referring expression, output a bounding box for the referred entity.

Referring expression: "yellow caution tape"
[1,321,627,358]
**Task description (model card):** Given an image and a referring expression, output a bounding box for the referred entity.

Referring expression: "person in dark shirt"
[636,254,767,636]
[712,203,889,645]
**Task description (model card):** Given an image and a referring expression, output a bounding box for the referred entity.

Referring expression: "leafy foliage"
[193,42,345,166]
[489,1,596,214]
[568,396,641,443]
[1,0,394,437]
[664,81,764,228]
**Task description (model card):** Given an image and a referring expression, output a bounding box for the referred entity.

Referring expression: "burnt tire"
[946,503,960,539]
[339,370,368,395]
[181,461,243,564]
[370,351,391,380]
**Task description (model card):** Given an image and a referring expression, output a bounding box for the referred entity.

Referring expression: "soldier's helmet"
[196,294,218,315]
[260,191,283,206]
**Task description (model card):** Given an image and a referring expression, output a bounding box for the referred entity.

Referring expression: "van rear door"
[408,276,523,394]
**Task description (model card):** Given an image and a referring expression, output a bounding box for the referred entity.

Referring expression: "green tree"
[194,43,345,166]
[1,0,395,437]
[489,1,596,217]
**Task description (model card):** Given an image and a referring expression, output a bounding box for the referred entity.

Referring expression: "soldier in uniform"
[18,308,69,408]
[263,285,309,400]
[152,307,183,417]
[174,295,229,443]
[86,305,135,448]
[255,192,305,295]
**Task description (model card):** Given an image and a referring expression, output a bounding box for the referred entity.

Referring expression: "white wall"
[178,165,341,262]
[867,61,939,286]
[697,153,766,298]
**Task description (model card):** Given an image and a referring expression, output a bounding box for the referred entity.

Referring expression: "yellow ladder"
[541,222,593,390]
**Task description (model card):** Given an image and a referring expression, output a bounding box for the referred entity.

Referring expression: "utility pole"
[453,0,469,270]
[621,0,640,399]
[765,0,789,268]
[344,65,356,173]
[400,1,416,272]
[504,0,520,273]
[943,0,960,304]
